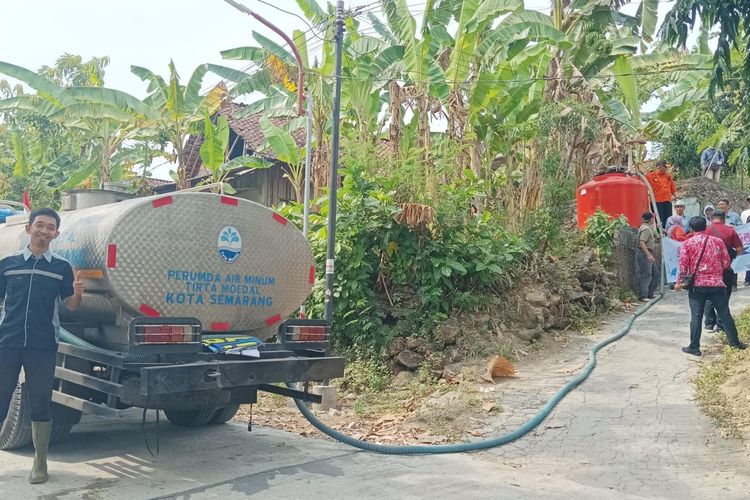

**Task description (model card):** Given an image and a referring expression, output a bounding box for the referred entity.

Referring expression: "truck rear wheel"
[208,405,240,424]
[0,383,79,450]
[164,408,217,427]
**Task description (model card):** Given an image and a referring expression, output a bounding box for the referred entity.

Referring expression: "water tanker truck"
[0,191,345,449]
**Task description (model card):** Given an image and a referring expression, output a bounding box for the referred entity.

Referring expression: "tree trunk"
[504,148,515,212]
[175,129,189,191]
[447,89,469,178]
[416,90,435,200]
[520,147,543,212]
[389,81,401,160]
[613,226,639,295]
[469,138,483,179]
[311,93,331,199]
[99,152,110,189]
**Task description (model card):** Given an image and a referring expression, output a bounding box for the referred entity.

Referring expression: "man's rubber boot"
[29,421,52,484]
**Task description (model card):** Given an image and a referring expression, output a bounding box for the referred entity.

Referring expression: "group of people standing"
[638,158,749,355]
[636,184,748,356]
[673,211,746,356]
[645,148,735,229]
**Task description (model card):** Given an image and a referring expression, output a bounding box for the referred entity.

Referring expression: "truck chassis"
[0,319,344,450]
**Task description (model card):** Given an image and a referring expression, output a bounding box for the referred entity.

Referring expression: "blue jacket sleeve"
[0,259,5,301]
[59,264,74,300]
[700,149,709,168]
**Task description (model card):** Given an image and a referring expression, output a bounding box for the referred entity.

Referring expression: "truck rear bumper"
[136,356,345,397]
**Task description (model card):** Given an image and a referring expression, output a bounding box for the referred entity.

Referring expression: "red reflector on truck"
[220,196,238,206]
[309,265,315,284]
[272,213,288,225]
[283,325,330,341]
[211,322,230,331]
[139,304,161,317]
[107,244,117,268]
[152,196,173,208]
[265,314,282,326]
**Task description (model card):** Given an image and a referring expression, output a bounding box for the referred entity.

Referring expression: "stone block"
[311,385,338,411]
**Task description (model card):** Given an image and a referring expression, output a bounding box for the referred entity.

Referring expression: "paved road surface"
[2,290,749,499]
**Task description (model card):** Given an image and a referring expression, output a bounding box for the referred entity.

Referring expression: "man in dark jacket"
[703,210,744,332]
[701,147,726,180]
[0,208,84,483]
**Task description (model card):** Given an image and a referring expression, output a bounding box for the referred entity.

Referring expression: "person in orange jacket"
[645,160,677,229]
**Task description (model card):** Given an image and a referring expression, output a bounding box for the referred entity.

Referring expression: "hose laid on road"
[55,257,664,454]
[293,293,663,455]
[294,168,668,454]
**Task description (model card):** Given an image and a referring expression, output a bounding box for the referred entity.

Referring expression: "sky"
[0,0,563,97]
[0,0,363,177]
[0,0,343,98]
[0,0,683,178]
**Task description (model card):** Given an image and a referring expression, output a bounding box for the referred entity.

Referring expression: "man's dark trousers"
[654,201,672,229]
[635,248,660,299]
[689,286,742,349]
[0,349,57,423]
[705,269,734,329]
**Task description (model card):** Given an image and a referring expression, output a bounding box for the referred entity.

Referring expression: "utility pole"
[223,0,306,116]
[300,87,313,319]
[324,0,345,323]
[303,88,313,239]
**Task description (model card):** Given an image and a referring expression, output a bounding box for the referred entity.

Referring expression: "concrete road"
[477,288,750,499]
[1,412,552,499]
[2,290,750,499]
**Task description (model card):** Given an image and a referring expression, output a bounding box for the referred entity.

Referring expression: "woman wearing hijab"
[665,200,690,240]
[704,204,715,223]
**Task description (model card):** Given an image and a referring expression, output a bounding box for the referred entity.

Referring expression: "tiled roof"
[219,101,306,151]
[183,101,305,179]
[145,177,173,188]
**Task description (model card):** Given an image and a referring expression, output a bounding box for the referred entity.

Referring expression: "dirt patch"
[237,386,457,445]
[694,308,750,438]
[234,234,628,445]
[720,370,750,403]
[234,308,638,445]
[676,176,747,210]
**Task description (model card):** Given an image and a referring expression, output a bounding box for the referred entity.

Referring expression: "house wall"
[231,162,296,207]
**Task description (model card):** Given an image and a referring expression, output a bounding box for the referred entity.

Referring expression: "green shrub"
[278,165,528,353]
[584,210,628,260]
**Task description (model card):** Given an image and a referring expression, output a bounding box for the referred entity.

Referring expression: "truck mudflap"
[136,355,345,397]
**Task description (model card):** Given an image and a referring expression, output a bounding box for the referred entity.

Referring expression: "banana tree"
[197,111,272,193]
[0,61,158,189]
[688,45,750,184]
[604,52,713,137]
[259,116,305,201]
[211,4,336,197]
[131,61,224,190]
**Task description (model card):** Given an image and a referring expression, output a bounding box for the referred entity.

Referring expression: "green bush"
[584,210,628,260]
[278,165,528,353]
[661,107,721,176]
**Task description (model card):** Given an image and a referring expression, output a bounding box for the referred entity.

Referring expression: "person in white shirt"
[716,199,742,226]
[741,196,750,286]
[741,196,750,224]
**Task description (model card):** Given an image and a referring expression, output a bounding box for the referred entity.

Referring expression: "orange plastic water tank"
[576,172,649,229]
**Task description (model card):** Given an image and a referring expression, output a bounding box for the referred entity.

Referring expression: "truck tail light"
[282,324,330,342]
[132,324,200,345]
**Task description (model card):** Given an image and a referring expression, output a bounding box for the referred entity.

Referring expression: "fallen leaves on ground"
[481,355,516,383]
[235,400,450,445]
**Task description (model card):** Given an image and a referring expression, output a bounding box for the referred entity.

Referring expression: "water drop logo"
[218,226,242,263]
